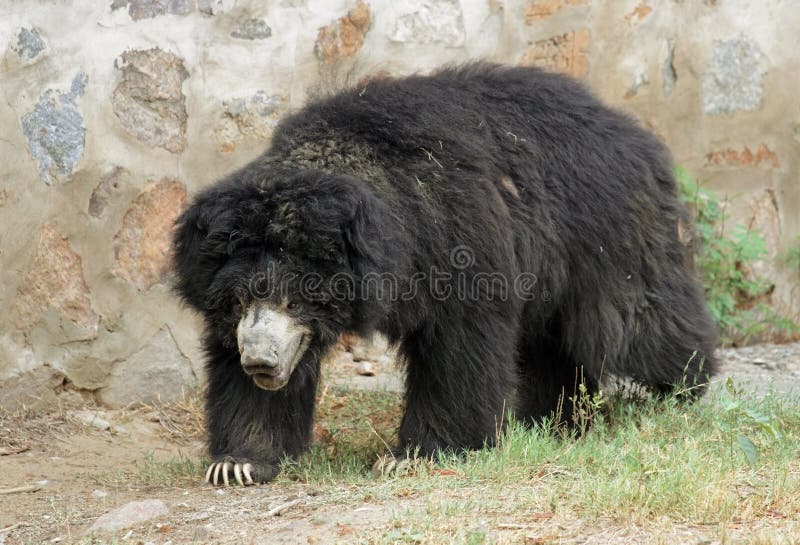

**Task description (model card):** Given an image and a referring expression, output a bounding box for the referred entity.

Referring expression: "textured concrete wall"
[1,0,798,407]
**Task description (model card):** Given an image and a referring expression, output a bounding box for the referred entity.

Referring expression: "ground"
[1,342,799,545]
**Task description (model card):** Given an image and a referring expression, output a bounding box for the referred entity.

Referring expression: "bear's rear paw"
[204,459,279,486]
[371,453,432,478]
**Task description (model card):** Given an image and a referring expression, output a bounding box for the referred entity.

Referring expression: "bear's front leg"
[203,345,318,486]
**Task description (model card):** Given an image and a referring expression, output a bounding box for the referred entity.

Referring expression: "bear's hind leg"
[615,276,718,399]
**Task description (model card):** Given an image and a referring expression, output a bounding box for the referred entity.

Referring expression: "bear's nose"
[240,345,280,373]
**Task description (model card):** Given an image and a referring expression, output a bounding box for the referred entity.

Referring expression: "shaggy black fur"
[173,63,717,483]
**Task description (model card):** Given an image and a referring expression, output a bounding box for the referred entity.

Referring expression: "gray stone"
[0,365,66,411]
[97,328,196,408]
[21,74,87,184]
[702,36,766,115]
[349,334,390,362]
[60,355,113,390]
[231,18,272,40]
[15,27,46,59]
[71,410,112,431]
[110,0,213,20]
[356,360,375,376]
[112,48,188,153]
[662,39,676,97]
[390,0,465,47]
[225,91,281,118]
[627,72,649,97]
[87,499,168,534]
[88,167,126,218]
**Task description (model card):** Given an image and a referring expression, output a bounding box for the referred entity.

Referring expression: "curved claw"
[222,462,232,486]
[395,458,412,475]
[371,455,397,477]
[372,454,427,478]
[205,461,259,487]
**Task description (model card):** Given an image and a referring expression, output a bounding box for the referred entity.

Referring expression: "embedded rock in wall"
[110,0,213,20]
[702,36,766,115]
[88,167,127,218]
[390,0,465,47]
[21,74,87,184]
[747,189,781,281]
[13,226,98,336]
[662,39,676,97]
[215,91,285,152]
[705,144,779,169]
[231,18,272,39]
[97,328,197,407]
[525,0,589,23]
[113,179,187,291]
[10,27,47,61]
[111,48,189,153]
[624,3,652,25]
[519,29,590,78]
[315,0,372,63]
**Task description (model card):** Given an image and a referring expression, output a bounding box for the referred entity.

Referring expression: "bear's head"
[172,167,392,390]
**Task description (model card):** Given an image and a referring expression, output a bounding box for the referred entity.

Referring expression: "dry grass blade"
[259,498,304,518]
[135,392,205,445]
[0,485,41,495]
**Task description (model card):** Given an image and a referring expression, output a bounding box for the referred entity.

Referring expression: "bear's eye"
[287,301,299,310]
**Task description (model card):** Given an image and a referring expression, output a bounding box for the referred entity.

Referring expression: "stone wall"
[1,0,798,407]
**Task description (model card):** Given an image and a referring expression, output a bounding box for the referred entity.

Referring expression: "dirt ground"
[1,343,799,545]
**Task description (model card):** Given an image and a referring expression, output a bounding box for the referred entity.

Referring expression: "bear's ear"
[171,185,236,311]
[340,179,391,279]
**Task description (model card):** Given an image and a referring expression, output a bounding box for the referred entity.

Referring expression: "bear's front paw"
[204,458,279,486]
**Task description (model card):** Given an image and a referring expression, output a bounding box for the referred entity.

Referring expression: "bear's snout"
[236,303,310,390]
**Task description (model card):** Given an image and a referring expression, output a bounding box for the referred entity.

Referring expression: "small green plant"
[569,379,606,437]
[716,378,780,468]
[783,236,800,270]
[465,527,488,545]
[676,167,799,344]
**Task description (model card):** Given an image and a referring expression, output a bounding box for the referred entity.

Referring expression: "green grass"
[121,383,800,542]
[283,381,800,526]
[133,451,207,487]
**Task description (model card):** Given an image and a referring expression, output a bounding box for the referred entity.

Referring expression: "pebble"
[192,524,213,541]
[71,410,111,431]
[187,511,210,522]
[86,499,168,534]
[356,361,376,376]
[91,489,108,499]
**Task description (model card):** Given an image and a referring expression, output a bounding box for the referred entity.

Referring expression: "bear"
[172,63,717,486]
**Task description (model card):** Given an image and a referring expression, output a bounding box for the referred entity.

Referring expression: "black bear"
[173,63,717,486]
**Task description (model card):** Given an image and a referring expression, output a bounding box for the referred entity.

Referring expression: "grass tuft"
[280,380,800,528]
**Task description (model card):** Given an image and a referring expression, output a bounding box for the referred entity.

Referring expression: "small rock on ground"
[87,499,168,534]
